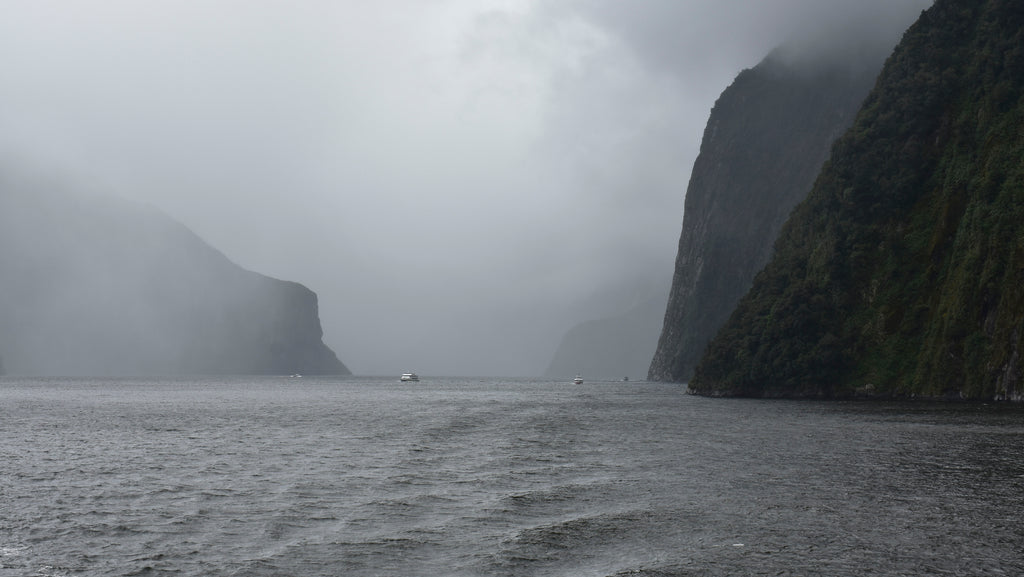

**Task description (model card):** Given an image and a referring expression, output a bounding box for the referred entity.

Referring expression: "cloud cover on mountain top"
[0,0,930,375]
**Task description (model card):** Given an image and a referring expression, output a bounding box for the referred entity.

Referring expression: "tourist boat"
[573,374,584,384]
[400,373,419,382]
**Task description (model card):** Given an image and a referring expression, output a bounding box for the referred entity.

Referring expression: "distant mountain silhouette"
[545,290,665,381]
[0,182,348,376]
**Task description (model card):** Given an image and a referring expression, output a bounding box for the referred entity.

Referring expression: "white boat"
[573,374,583,384]
[401,373,419,382]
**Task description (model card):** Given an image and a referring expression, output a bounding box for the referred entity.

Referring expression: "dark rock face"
[647,50,883,382]
[0,184,349,376]
[692,0,1024,400]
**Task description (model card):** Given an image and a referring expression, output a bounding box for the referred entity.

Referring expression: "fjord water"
[2,377,1022,576]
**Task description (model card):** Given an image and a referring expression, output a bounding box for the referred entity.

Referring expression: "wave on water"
[2,377,1023,576]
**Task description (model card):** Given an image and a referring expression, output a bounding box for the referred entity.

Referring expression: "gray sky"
[0,0,930,376]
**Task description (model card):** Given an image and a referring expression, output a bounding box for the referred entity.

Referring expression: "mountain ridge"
[0,182,349,376]
[647,46,887,382]
[691,0,1024,400]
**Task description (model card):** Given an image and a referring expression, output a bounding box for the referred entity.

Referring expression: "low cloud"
[0,1,931,375]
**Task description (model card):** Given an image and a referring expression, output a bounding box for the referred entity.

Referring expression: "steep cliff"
[692,0,1024,400]
[647,47,886,382]
[0,182,349,376]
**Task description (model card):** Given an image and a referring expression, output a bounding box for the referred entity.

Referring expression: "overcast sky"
[0,0,931,376]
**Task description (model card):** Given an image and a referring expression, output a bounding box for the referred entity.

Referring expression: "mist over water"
[7,6,1016,577]
[3,376,1022,576]
[0,1,932,376]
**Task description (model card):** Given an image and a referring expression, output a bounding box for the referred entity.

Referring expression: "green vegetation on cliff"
[647,45,889,383]
[691,0,1024,400]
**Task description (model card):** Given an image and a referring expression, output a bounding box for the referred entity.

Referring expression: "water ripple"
[2,376,1023,576]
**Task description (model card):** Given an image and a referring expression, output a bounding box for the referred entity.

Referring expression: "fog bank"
[0,1,931,375]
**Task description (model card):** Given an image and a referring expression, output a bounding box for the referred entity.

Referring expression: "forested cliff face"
[0,183,349,376]
[691,0,1024,400]
[647,48,885,382]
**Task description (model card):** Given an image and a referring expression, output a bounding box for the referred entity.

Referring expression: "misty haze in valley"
[0,181,346,376]
[0,1,931,377]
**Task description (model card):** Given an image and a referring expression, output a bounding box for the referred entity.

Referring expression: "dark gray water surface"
[2,376,1022,576]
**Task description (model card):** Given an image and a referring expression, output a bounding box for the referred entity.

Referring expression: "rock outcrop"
[0,182,349,376]
[647,47,886,382]
[692,0,1024,400]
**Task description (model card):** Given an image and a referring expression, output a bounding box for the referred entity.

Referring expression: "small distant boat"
[573,374,584,384]
[401,373,419,382]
